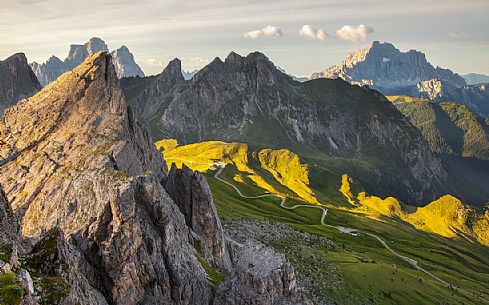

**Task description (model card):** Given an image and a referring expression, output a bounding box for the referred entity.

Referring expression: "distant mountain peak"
[311,41,465,90]
[31,37,144,86]
[110,45,145,78]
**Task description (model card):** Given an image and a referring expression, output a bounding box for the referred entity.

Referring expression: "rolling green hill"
[389,96,489,160]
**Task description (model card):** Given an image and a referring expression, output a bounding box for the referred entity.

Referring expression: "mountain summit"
[30,37,144,86]
[311,41,466,89]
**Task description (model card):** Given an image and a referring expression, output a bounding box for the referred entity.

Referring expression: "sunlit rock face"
[30,37,144,86]
[311,41,466,90]
[111,45,145,78]
[0,53,41,115]
[311,41,489,118]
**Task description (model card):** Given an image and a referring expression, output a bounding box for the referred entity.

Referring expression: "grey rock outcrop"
[389,79,489,118]
[111,46,145,78]
[164,164,232,272]
[214,241,312,305]
[311,41,466,89]
[30,37,144,86]
[0,185,19,244]
[127,58,184,118]
[0,53,41,115]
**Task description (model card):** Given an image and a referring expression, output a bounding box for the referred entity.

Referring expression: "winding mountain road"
[214,165,488,302]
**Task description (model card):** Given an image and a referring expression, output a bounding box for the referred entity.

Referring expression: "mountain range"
[30,37,144,86]
[120,51,487,205]
[312,41,489,117]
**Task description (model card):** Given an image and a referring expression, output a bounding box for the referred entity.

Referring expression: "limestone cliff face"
[311,41,466,89]
[164,164,232,272]
[0,53,41,115]
[30,37,144,86]
[311,41,489,118]
[0,52,213,305]
[122,51,466,204]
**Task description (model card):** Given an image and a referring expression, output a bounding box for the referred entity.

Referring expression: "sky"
[1,0,488,77]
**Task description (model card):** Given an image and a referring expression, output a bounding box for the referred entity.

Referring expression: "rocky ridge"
[0,53,41,115]
[0,51,309,305]
[30,37,144,86]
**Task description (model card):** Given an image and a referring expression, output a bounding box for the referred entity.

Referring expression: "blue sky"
[1,0,488,76]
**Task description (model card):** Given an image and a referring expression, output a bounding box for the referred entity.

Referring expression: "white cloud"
[181,56,210,70]
[336,24,374,42]
[448,30,471,38]
[144,58,165,68]
[299,25,328,41]
[244,25,282,39]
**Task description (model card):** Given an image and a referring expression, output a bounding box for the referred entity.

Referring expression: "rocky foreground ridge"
[0,52,310,305]
[30,37,144,86]
[0,53,41,115]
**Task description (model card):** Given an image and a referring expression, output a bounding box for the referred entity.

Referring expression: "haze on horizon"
[1,0,488,77]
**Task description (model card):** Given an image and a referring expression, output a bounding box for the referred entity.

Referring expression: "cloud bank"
[336,24,374,42]
[299,25,328,41]
[448,30,471,39]
[244,25,283,39]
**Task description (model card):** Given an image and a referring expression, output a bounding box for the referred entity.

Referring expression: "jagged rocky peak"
[110,45,145,78]
[0,52,41,115]
[161,57,184,82]
[31,37,144,86]
[0,51,215,304]
[224,51,245,65]
[124,57,184,118]
[312,41,466,90]
[86,37,109,54]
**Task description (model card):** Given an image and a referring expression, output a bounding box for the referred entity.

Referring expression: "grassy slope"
[204,167,489,305]
[161,140,489,305]
[388,96,489,160]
